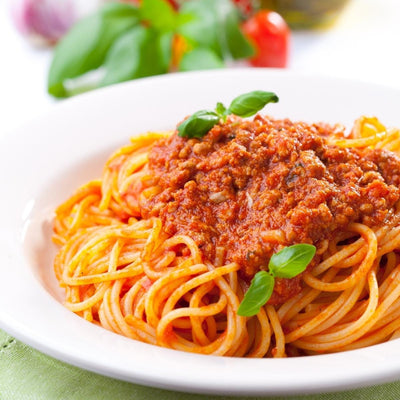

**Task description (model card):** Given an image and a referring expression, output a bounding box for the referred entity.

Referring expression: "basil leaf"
[178,48,224,72]
[237,271,274,317]
[178,0,252,61]
[176,11,195,27]
[269,244,316,279]
[177,110,220,139]
[215,102,228,118]
[48,3,139,98]
[213,0,254,60]
[100,26,168,87]
[158,31,174,70]
[178,0,222,57]
[140,0,177,32]
[228,91,279,118]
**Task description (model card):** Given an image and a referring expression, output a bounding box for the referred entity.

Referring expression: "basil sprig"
[177,90,279,138]
[229,91,279,118]
[48,0,254,98]
[237,244,316,317]
[177,110,220,139]
[48,3,140,97]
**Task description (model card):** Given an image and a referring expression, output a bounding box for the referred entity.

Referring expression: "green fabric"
[1,328,400,400]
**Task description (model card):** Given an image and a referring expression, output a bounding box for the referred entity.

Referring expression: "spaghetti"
[53,114,400,357]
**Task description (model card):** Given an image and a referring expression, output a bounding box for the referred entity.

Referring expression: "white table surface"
[1,0,400,135]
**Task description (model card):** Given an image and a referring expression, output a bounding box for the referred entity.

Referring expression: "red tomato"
[242,10,290,68]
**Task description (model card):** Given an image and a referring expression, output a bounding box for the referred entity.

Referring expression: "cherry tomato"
[242,10,290,68]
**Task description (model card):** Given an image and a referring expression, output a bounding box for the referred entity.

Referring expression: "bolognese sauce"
[140,115,400,303]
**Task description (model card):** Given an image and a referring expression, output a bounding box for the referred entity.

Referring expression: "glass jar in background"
[259,0,351,29]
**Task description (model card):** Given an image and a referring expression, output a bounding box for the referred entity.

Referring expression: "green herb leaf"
[100,26,169,87]
[158,31,174,70]
[237,244,316,317]
[228,91,279,118]
[213,0,254,60]
[177,90,279,139]
[177,110,220,139]
[178,48,224,72]
[178,0,253,61]
[48,3,139,98]
[237,271,274,317]
[215,102,228,118]
[140,0,177,32]
[269,244,316,279]
[178,0,221,57]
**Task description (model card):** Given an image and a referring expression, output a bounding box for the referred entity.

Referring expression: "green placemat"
[1,329,399,400]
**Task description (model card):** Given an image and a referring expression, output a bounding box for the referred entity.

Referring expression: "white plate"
[2,69,400,396]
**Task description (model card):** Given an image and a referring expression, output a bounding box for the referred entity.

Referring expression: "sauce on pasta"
[141,116,400,303]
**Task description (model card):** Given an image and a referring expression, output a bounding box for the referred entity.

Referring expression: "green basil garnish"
[228,91,279,118]
[237,271,274,318]
[237,244,316,317]
[269,244,316,279]
[215,102,229,117]
[177,110,220,139]
[177,90,279,139]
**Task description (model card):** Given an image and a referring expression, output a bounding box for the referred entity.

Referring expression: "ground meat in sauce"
[138,115,400,304]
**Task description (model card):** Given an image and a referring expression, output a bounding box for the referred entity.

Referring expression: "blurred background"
[1,0,400,134]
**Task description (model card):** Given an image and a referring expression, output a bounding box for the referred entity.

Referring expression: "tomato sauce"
[140,115,400,303]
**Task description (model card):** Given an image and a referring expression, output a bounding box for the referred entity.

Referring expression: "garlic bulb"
[10,0,81,46]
